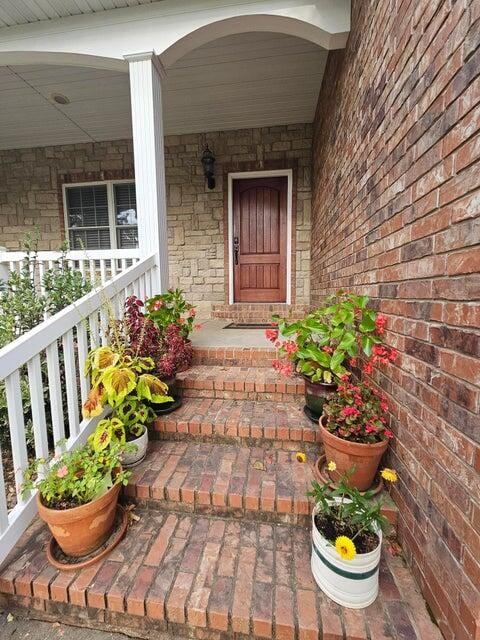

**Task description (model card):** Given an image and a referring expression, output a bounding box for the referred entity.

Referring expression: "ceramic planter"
[311,502,382,609]
[37,480,121,557]
[303,378,337,419]
[122,427,148,467]
[319,416,388,491]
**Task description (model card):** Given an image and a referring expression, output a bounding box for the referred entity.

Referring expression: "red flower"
[283,340,299,355]
[375,314,387,334]
[188,308,196,317]
[380,401,389,412]
[322,346,334,354]
[363,361,374,375]
[384,429,394,439]
[339,373,350,381]
[349,358,358,367]
[265,328,279,343]
[342,407,360,418]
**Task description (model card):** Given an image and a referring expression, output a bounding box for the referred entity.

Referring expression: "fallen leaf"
[6,613,13,622]
[252,460,266,471]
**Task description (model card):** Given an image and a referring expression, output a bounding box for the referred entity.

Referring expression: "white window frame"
[227,169,293,305]
[62,179,137,250]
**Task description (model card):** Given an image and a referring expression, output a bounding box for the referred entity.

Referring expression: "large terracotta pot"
[37,479,121,557]
[304,378,337,419]
[319,416,388,491]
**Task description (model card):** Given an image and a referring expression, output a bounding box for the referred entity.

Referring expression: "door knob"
[233,236,239,265]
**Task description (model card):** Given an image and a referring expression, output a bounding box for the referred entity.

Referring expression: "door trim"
[228,169,293,305]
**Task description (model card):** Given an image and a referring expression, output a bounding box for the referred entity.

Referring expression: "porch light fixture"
[51,93,70,105]
[201,144,215,189]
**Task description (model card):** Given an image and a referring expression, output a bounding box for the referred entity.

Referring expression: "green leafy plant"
[43,245,92,315]
[267,291,397,383]
[83,344,172,449]
[308,463,397,560]
[145,288,196,339]
[323,380,394,443]
[21,441,131,510]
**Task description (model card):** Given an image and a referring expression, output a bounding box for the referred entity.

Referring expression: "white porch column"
[125,51,168,293]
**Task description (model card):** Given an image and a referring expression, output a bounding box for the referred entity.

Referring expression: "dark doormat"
[223,322,271,329]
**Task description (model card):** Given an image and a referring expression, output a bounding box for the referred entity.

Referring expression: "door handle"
[233,236,239,265]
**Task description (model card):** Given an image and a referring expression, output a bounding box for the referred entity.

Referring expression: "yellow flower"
[296,452,306,463]
[381,468,398,483]
[335,536,357,561]
[327,460,337,472]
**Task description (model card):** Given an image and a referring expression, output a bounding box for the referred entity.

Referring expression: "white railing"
[0,252,157,567]
[0,248,140,291]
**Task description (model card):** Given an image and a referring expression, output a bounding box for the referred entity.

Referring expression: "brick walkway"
[0,357,442,639]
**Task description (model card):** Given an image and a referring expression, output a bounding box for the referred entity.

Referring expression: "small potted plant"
[320,380,394,490]
[268,291,393,420]
[82,345,172,466]
[22,442,130,557]
[309,463,397,608]
[146,287,196,342]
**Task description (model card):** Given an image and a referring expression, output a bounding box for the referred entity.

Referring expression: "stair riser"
[192,347,276,367]
[121,496,311,527]
[179,388,305,402]
[151,422,320,449]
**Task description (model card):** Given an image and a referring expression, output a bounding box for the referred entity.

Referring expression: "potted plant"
[125,295,193,412]
[268,291,396,420]
[82,344,172,467]
[320,380,394,490]
[22,442,130,557]
[309,463,397,608]
[145,288,196,341]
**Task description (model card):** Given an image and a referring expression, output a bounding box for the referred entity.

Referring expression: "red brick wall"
[311,2,479,639]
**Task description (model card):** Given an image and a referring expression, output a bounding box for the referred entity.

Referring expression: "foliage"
[146,288,196,339]
[308,464,397,559]
[83,344,172,447]
[43,250,92,315]
[124,296,193,379]
[322,380,394,443]
[21,441,131,509]
[268,290,397,383]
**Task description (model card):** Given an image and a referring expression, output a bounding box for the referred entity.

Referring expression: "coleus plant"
[267,291,397,383]
[82,345,172,445]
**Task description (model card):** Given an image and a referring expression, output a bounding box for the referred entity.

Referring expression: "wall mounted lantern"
[201,144,215,189]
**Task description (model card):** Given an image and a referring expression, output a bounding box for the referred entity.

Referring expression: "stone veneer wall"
[311,2,479,639]
[0,124,312,315]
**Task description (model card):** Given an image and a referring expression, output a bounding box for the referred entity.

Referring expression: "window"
[64,180,138,250]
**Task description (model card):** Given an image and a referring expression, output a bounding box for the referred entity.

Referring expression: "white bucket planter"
[122,428,148,468]
[311,502,382,609]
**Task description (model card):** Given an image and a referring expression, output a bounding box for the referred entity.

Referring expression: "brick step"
[211,302,310,324]
[192,346,276,367]
[0,512,437,640]
[176,365,305,401]
[152,397,319,447]
[123,441,315,525]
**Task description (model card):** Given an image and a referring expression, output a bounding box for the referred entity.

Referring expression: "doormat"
[223,322,271,329]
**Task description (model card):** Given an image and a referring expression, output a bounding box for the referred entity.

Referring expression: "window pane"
[117,227,138,249]
[114,183,137,226]
[69,228,111,250]
[66,185,109,227]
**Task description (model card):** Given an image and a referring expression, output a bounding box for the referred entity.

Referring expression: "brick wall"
[311,2,479,639]
[0,124,312,315]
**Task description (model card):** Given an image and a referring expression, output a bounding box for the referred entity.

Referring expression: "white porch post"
[125,51,168,293]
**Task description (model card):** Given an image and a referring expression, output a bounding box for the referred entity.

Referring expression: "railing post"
[125,51,169,295]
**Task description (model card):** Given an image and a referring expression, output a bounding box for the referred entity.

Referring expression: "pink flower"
[265,328,279,343]
[56,465,68,479]
[384,429,394,439]
[152,300,163,311]
[375,314,387,334]
[188,308,196,317]
[322,346,334,354]
[380,401,389,412]
[194,323,203,330]
[363,361,374,375]
[342,407,360,418]
[365,424,377,433]
[283,340,298,355]
[349,358,357,367]
[339,373,350,381]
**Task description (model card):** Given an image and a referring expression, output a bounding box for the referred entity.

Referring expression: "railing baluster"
[76,321,89,403]
[27,354,49,464]
[100,260,107,284]
[62,330,80,438]
[5,371,29,503]
[79,259,86,279]
[0,445,9,532]
[45,341,65,449]
[89,259,96,285]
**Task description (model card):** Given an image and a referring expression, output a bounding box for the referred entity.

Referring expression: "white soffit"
[0,32,327,150]
[0,1,162,28]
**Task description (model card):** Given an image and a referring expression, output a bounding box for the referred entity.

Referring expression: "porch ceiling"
[0,0,166,28]
[0,32,327,150]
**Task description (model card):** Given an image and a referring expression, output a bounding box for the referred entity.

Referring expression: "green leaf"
[361,335,375,356]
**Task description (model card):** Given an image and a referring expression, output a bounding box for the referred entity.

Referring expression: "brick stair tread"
[124,441,313,520]
[176,364,304,399]
[153,397,319,444]
[0,511,439,640]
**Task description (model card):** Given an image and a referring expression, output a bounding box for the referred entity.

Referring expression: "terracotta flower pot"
[37,479,121,557]
[304,378,337,419]
[319,416,388,491]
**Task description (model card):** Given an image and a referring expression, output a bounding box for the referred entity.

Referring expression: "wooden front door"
[232,176,288,303]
